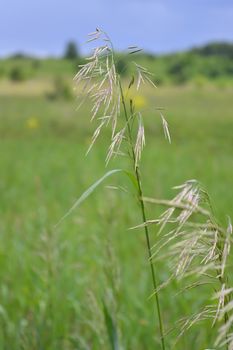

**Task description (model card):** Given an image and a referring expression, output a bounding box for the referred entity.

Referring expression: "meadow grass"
[0,84,232,349]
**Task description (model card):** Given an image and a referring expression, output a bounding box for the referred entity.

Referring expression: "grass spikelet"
[160,113,171,144]
[134,62,157,90]
[134,112,145,167]
[106,127,126,164]
[141,180,233,348]
[74,28,121,151]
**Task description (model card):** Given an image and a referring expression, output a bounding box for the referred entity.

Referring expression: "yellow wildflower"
[134,95,147,109]
[124,89,147,109]
[26,117,39,129]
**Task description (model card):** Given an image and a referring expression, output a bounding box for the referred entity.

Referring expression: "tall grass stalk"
[73,28,169,349]
[118,80,165,349]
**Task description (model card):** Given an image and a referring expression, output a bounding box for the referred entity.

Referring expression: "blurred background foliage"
[0,41,232,89]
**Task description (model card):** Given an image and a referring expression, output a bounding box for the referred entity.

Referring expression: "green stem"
[119,79,166,350]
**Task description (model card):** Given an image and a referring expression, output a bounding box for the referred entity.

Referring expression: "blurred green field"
[0,80,233,349]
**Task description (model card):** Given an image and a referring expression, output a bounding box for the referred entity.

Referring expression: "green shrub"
[47,76,73,100]
[31,59,41,70]
[115,58,128,76]
[0,66,5,79]
[193,74,207,88]
[9,66,26,82]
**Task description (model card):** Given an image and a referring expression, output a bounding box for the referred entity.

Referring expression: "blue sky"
[1,0,233,57]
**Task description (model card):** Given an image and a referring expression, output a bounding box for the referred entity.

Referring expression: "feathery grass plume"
[139,181,232,348]
[106,127,126,164]
[74,28,170,165]
[134,112,145,167]
[74,28,120,154]
[134,62,157,90]
[74,28,172,350]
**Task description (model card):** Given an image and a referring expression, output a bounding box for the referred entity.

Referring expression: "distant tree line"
[190,42,233,59]
[1,41,232,86]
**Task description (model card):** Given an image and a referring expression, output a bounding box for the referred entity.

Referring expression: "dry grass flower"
[139,181,232,348]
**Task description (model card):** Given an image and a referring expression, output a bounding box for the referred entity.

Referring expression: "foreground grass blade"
[55,169,122,227]
[103,300,119,350]
[55,169,138,227]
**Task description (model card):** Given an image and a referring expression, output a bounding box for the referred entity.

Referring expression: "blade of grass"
[102,299,119,350]
[55,169,138,227]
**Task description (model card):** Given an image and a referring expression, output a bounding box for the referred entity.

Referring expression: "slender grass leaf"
[124,170,139,191]
[55,169,138,227]
[55,169,122,227]
[102,300,119,350]
[129,49,143,55]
